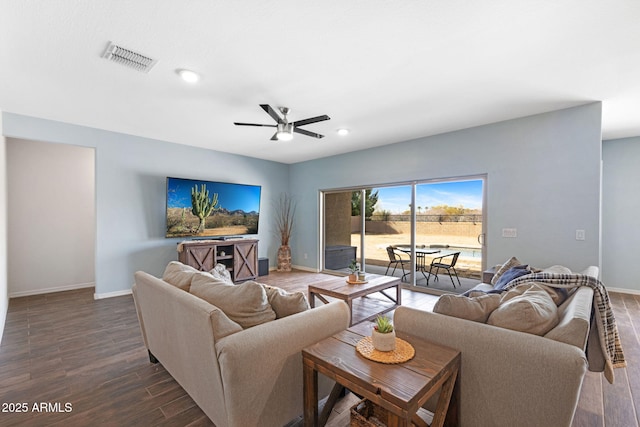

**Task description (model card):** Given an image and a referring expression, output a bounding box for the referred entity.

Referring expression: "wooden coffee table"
[302,324,460,427]
[308,274,401,326]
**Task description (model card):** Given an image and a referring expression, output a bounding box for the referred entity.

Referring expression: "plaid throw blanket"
[505,272,626,384]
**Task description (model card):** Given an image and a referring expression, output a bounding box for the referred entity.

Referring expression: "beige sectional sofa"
[132,269,350,427]
[394,264,600,427]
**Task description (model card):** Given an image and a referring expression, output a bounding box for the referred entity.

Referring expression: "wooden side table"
[302,326,460,427]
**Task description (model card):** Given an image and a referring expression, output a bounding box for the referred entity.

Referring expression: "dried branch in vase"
[275,193,296,246]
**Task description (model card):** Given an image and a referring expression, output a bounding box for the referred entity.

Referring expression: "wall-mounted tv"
[166,177,261,238]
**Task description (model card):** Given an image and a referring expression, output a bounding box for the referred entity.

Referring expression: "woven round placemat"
[355,336,415,364]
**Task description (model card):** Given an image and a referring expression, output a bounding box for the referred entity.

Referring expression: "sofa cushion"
[533,265,572,304]
[490,256,522,285]
[493,264,531,290]
[496,281,568,305]
[536,284,569,306]
[162,261,199,291]
[487,284,559,335]
[210,308,244,340]
[261,284,310,318]
[190,273,276,328]
[433,293,502,323]
[209,263,233,284]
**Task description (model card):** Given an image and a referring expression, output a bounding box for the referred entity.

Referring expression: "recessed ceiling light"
[177,69,200,83]
[337,128,350,136]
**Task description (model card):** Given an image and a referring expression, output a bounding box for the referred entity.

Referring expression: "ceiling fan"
[234,104,330,141]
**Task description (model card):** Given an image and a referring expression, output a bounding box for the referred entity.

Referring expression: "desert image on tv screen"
[166,178,260,238]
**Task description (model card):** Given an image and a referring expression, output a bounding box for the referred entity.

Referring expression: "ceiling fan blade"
[293,115,330,127]
[260,104,283,123]
[270,132,279,141]
[294,127,324,139]
[234,122,276,127]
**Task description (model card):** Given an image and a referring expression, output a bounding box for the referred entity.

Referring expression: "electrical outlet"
[576,229,586,241]
[502,228,517,238]
[304,253,308,259]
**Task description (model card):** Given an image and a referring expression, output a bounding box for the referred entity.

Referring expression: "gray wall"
[6,139,95,296]
[2,112,289,298]
[289,103,603,273]
[602,136,640,292]
[0,103,612,302]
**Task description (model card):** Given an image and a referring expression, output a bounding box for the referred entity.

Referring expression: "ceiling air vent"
[102,42,157,73]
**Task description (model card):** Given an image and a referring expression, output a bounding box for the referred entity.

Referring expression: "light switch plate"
[502,228,517,238]
[576,229,586,240]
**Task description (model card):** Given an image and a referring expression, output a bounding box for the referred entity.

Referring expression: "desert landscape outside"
[326,179,484,279]
[352,218,483,279]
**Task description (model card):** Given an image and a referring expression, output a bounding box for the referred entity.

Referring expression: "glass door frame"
[319,174,487,287]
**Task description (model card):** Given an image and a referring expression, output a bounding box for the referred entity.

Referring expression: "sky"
[166,177,261,213]
[375,179,483,213]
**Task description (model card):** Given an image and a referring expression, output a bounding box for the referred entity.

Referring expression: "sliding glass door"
[321,176,485,291]
[323,191,361,273]
[413,179,485,285]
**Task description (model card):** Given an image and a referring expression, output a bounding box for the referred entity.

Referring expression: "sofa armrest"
[394,306,587,427]
[215,301,350,427]
[545,286,593,350]
[579,265,599,279]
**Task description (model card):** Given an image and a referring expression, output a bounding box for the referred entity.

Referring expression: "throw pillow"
[261,284,310,318]
[539,265,573,304]
[500,280,569,306]
[487,284,559,335]
[541,265,572,275]
[189,273,276,328]
[536,284,569,306]
[210,308,243,341]
[162,261,199,291]
[493,265,531,290]
[209,263,233,284]
[433,293,502,323]
[490,256,522,285]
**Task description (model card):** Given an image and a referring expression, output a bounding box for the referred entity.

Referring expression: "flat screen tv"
[166,177,261,238]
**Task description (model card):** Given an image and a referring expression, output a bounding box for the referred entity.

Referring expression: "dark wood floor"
[0,270,637,426]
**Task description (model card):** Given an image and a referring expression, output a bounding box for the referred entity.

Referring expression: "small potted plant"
[372,315,396,351]
[348,259,359,282]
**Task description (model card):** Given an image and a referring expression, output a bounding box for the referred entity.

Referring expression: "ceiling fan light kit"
[234,104,330,141]
[276,123,294,141]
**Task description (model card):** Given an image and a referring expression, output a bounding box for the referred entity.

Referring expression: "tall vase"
[277,245,292,272]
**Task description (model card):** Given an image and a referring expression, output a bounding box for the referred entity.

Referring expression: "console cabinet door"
[179,245,215,271]
[233,241,258,281]
[179,240,258,282]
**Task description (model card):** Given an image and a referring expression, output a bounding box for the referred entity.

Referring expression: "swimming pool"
[445,246,482,258]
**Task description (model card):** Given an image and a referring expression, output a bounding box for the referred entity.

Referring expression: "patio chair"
[385,246,411,280]
[426,252,461,288]
[415,251,431,283]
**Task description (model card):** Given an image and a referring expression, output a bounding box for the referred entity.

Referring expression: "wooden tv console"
[177,239,258,282]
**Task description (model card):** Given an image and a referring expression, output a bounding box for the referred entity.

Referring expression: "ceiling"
[1,1,639,164]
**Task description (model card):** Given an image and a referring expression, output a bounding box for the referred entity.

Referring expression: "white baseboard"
[607,286,640,296]
[94,289,132,300]
[291,264,320,273]
[9,282,95,298]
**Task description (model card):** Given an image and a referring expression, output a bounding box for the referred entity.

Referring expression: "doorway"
[6,138,96,297]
